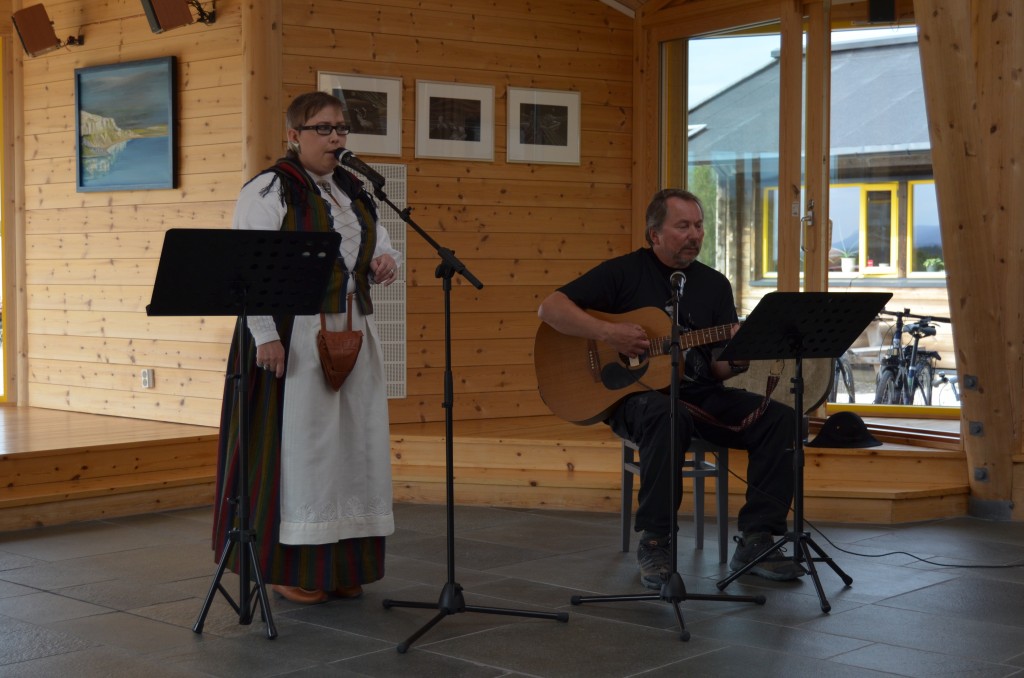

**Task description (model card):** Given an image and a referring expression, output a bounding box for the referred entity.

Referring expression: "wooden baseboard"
[0,484,215,532]
[391,416,972,525]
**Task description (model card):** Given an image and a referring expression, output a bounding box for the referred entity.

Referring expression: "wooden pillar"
[633,8,658,248]
[914,0,1023,518]
[775,0,804,291]
[7,0,26,405]
[803,1,831,293]
[661,39,686,190]
[241,0,283,178]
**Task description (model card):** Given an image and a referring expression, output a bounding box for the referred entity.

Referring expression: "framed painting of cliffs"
[74,57,176,192]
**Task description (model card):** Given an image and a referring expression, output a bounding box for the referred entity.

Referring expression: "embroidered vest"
[256,157,378,314]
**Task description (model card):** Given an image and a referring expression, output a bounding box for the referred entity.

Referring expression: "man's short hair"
[644,188,704,245]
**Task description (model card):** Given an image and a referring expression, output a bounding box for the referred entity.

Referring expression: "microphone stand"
[362,177,569,653]
[570,271,765,641]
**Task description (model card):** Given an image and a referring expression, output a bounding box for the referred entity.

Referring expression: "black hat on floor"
[806,411,882,448]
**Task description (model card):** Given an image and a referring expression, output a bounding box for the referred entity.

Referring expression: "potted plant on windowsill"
[923,257,944,272]
[838,250,857,273]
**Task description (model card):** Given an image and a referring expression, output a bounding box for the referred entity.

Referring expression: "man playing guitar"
[537,189,803,589]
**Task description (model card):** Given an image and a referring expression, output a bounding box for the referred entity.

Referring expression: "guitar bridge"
[586,339,601,381]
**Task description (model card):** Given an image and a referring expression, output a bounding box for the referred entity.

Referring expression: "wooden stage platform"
[0,406,969,533]
[0,407,219,532]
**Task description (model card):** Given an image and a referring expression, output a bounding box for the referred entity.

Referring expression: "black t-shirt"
[558,248,738,384]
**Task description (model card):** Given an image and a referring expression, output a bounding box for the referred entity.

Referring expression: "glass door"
[657,5,954,414]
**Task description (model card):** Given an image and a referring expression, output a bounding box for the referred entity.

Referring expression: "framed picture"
[74,57,176,192]
[507,87,581,165]
[318,72,402,157]
[415,81,494,161]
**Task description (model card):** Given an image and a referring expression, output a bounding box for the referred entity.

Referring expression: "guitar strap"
[682,360,784,433]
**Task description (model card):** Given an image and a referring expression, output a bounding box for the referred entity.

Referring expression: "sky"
[688,26,918,106]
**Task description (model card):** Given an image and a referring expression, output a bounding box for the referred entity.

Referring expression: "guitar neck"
[649,324,733,356]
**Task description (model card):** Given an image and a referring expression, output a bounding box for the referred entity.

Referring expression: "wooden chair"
[620,436,730,564]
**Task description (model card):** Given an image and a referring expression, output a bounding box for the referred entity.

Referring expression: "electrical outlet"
[141,368,155,389]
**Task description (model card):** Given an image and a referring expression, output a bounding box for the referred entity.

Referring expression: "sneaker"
[637,533,671,590]
[729,532,805,582]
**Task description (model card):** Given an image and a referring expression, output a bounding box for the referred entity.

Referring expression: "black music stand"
[147,228,341,639]
[366,183,568,653]
[716,291,890,613]
[569,274,766,642]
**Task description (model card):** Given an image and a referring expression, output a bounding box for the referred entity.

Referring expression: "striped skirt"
[211,315,385,590]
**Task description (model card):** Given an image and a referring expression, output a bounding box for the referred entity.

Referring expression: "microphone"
[334,148,386,188]
[670,270,686,294]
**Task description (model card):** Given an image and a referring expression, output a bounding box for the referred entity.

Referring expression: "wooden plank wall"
[12,0,634,427]
[279,0,634,424]
[17,0,244,425]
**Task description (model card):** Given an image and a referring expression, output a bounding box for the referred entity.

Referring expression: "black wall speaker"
[11,4,61,57]
[868,0,897,23]
[140,0,195,34]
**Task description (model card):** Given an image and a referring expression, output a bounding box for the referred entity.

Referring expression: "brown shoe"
[271,585,328,604]
[333,584,363,599]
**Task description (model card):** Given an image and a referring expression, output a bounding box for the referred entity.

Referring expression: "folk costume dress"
[212,157,399,590]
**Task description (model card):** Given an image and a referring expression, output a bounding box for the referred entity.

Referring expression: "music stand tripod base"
[715,291,890,613]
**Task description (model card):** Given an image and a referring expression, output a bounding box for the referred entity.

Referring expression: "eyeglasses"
[296,123,351,136]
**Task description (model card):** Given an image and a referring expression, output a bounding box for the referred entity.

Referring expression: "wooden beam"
[914,0,1022,516]
[598,0,637,17]
[634,3,659,248]
[775,0,803,291]
[975,1,1024,457]
[644,0,778,35]
[242,0,283,177]
[661,38,687,189]
[10,0,27,405]
[803,1,831,292]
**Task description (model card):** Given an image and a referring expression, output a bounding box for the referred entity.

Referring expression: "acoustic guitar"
[534,307,733,425]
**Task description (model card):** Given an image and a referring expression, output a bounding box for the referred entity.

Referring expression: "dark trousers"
[607,385,795,538]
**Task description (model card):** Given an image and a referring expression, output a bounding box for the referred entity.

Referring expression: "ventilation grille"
[368,163,406,399]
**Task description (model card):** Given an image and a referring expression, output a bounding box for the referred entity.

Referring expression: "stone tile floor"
[1,503,1023,677]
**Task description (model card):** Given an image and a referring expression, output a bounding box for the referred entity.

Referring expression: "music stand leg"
[715,358,853,613]
[194,538,236,631]
[193,316,277,639]
[380,266,568,653]
[716,530,851,613]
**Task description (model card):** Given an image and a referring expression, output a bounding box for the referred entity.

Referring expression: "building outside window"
[683,29,954,406]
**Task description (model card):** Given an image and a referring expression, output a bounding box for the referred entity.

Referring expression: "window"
[864,186,897,273]
[682,29,782,303]
[830,185,860,271]
[909,181,943,274]
[764,183,898,277]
